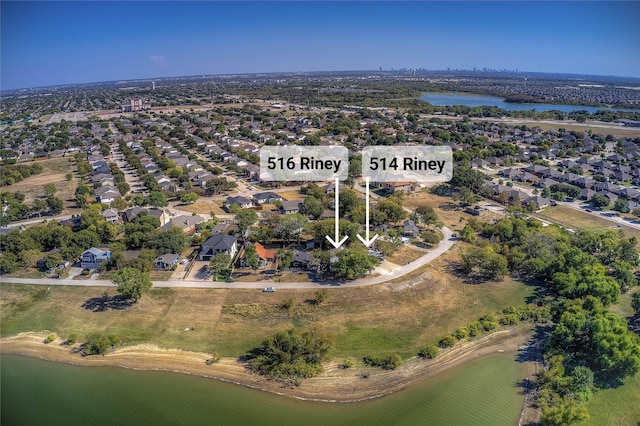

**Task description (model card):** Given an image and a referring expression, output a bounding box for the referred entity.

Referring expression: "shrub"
[438,335,457,348]
[340,359,354,369]
[499,314,519,326]
[84,333,120,356]
[206,352,222,365]
[66,333,79,345]
[453,327,470,340]
[418,345,439,360]
[45,333,56,344]
[363,354,401,370]
[467,321,484,337]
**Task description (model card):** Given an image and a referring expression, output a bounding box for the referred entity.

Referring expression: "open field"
[534,205,640,240]
[2,157,81,214]
[0,249,533,359]
[178,200,226,216]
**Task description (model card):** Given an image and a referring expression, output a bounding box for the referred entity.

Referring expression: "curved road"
[0,228,455,289]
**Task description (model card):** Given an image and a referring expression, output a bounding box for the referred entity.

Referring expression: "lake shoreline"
[1,327,534,403]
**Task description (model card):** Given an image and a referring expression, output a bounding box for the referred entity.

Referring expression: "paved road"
[0,228,455,289]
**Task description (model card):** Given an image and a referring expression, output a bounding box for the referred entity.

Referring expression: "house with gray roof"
[199,234,238,261]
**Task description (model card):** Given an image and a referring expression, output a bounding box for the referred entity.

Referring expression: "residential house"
[199,234,238,261]
[154,253,180,270]
[280,200,302,214]
[94,186,121,204]
[101,208,120,223]
[291,249,314,270]
[253,192,282,204]
[224,196,253,210]
[80,247,111,269]
[241,242,276,266]
[160,215,203,234]
[403,219,419,238]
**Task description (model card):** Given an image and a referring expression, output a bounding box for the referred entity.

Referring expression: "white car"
[263,287,276,293]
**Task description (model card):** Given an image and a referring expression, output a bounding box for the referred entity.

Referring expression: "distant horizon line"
[3,68,640,93]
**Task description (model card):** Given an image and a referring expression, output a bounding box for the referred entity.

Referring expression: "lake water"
[1,353,525,425]
[419,92,634,114]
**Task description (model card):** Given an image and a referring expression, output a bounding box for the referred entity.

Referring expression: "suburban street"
[0,227,455,289]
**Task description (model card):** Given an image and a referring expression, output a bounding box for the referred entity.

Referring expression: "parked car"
[263,287,276,293]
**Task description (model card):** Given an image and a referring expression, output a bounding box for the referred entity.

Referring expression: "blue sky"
[2,1,639,90]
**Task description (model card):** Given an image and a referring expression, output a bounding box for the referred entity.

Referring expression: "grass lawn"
[3,157,81,215]
[534,205,640,241]
[0,248,533,360]
[579,371,640,426]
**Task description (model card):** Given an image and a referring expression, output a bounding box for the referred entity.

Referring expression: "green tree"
[243,244,260,273]
[112,267,152,302]
[333,247,379,279]
[301,195,324,220]
[248,327,333,379]
[453,187,480,206]
[338,188,359,217]
[65,172,73,181]
[413,205,438,227]
[209,253,231,279]
[46,196,64,214]
[590,194,609,208]
[180,192,199,204]
[44,183,57,198]
[377,199,407,223]
[540,396,589,426]
[276,249,294,272]
[148,191,168,208]
[613,199,629,213]
[632,293,640,317]
[235,209,258,239]
[0,252,19,273]
[20,248,42,270]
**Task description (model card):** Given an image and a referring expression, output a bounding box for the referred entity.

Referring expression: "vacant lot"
[534,205,640,241]
[0,249,533,359]
[386,245,424,265]
[3,157,80,214]
[402,190,503,231]
[178,200,226,216]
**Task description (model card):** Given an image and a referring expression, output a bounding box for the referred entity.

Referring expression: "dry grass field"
[0,248,533,359]
[178,200,226,216]
[534,205,640,241]
[2,157,81,214]
[386,245,424,265]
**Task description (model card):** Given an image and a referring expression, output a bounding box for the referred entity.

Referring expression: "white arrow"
[357,177,379,247]
[325,178,348,249]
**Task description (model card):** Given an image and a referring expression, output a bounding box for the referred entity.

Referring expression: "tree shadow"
[438,202,460,211]
[82,294,135,312]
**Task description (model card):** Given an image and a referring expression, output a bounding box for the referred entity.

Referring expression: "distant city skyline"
[2,1,639,91]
